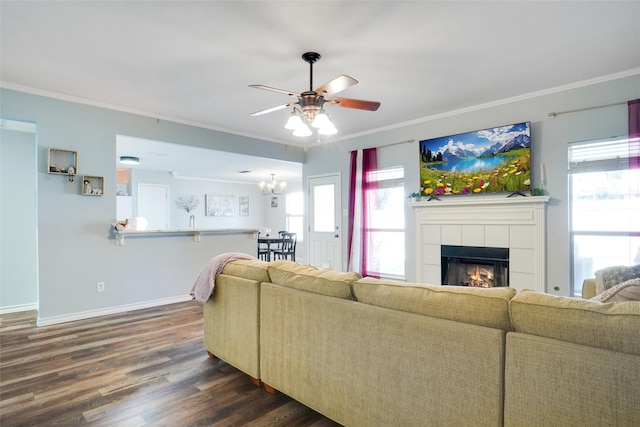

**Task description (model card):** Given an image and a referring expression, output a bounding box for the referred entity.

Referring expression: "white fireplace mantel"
[412,195,549,292]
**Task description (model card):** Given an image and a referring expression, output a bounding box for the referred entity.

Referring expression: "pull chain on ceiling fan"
[250,52,381,137]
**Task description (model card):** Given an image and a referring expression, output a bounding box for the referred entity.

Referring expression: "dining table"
[257,236,283,261]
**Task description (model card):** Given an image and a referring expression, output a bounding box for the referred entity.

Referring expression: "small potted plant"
[408,191,422,202]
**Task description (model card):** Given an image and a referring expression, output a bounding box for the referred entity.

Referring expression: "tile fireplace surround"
[411,195,550,292]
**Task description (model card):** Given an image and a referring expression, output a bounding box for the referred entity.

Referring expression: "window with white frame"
[285,191,304,241]
[364,167,405,279]
[569,136,640,296]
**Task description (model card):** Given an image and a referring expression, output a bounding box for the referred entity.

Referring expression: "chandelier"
[259,174,286,195]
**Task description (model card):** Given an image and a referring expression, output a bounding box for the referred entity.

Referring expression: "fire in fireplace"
[441,245,509,287]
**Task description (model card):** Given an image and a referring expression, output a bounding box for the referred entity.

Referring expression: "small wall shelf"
[82,175,104,196]
[48,148,77,175]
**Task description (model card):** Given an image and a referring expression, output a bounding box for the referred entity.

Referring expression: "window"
[569,136,640,296]
[285,191,304,241]
[364,167,405,279]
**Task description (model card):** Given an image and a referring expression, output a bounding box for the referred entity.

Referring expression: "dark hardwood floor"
[0,301,340,427]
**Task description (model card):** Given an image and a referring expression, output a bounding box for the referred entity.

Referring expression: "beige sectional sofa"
[203,259,640,426]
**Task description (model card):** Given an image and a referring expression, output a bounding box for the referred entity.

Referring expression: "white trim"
[338,68,640,141]
[0,81,287,145]
[36,294,193,326]
[4,68,638,145]
[0,302,38,315]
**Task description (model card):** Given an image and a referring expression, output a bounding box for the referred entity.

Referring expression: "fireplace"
[441,245,509,287]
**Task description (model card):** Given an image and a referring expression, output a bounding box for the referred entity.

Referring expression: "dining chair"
[257,232,270,261]
[271,232,296,261]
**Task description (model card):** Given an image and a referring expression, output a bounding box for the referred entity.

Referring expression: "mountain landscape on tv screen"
[419,122,531,196]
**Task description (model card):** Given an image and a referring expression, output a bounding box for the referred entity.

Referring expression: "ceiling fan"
[249,52,381,136]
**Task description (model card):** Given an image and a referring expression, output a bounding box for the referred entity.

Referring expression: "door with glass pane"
[308,173,342,270]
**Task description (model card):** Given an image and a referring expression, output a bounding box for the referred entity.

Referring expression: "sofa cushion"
[221,259,271,283]
[595,264,640,294]
[510,289,640,356]
[267,260,361,299]
[353,278,516,331]
[591,278,640,302]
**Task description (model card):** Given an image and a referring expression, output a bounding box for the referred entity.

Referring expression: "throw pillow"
[594,264,640,294]
[591,278,640,303]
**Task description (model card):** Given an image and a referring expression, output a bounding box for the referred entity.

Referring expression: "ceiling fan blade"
[315,75,358,96]
[327,97,381,111]
[249,84,300,97]
[250,102,296,116]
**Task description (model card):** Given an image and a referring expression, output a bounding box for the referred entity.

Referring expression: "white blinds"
[568,136,639,173]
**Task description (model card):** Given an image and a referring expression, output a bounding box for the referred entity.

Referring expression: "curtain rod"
[548,101,626,117]
[349,138,415,153]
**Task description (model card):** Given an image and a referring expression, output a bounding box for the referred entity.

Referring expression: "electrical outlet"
[97,282,105,292]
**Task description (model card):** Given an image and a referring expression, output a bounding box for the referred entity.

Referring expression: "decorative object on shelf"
[81,175,104,196]
[119,156,140,165]
[239,196,249,216]
[175,195,200,228]
[47,148,78,178]
[408,191,421,202]
[259,174,286,195]
[249,52,380,138]
[205,194,235,217]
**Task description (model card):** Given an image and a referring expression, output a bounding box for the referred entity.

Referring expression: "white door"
[138,183,169,230]
[308,173,342,271]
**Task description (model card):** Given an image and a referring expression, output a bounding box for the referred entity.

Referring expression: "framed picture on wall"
[205,194,235,217]
[239,196,249,216]
[271,197,278,208]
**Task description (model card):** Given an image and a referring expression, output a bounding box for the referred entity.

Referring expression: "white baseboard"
[37,294,194,326]
[0,302,38,315]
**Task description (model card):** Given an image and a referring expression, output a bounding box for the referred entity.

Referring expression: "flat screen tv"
[418,121,531,197]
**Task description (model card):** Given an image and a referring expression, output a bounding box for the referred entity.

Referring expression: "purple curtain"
[346,147,378,276]
[347,150,358,268]
[361,148,378,277]
[629,99,640,169]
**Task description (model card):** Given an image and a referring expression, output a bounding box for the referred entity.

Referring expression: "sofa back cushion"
[267,260,361,299]
[353,278,516,331]
[510,289,640,356]
[221,259,271,283]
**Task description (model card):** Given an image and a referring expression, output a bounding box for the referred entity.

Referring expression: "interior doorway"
[0,119,38,312]
[138,183,169,230]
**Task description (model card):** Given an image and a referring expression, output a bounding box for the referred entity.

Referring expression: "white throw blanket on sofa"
[191,252,256,303]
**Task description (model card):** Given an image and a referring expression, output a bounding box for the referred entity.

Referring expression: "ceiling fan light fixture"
[319,123,338,135]
[250,51,380,139]
[293,123,312,137]
[284,111,303,130]
[311,110,331,129]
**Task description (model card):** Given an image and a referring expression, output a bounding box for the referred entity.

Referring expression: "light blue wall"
[304,73,640,295]
[1,127,38,311]
[0,88,305,323]
[1,73,638,321]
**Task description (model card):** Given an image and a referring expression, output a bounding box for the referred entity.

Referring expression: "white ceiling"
[2,1,639,181]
